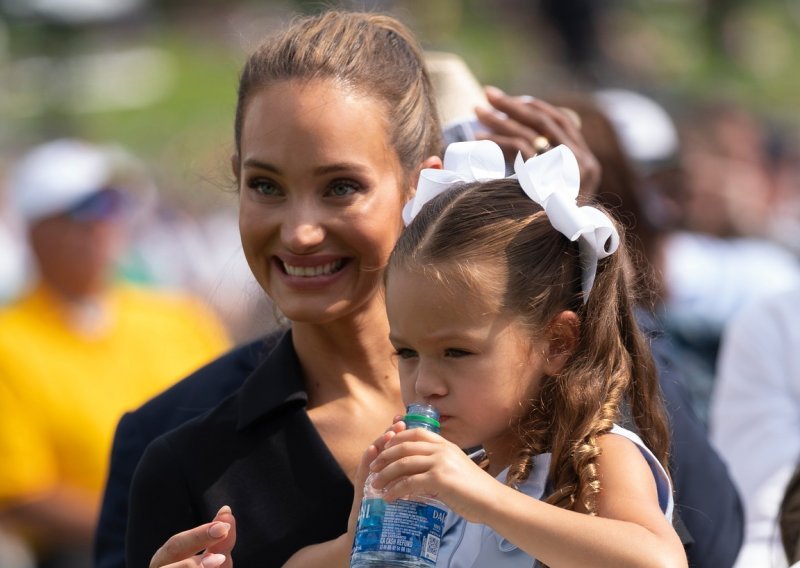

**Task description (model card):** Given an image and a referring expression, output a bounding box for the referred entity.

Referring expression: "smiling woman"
[236,79,412,324]
[123,11,444,568]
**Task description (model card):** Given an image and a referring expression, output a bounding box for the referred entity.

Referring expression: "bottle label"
[352,497,446,565]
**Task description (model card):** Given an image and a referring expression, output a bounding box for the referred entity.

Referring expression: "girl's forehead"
[388,261,506,311]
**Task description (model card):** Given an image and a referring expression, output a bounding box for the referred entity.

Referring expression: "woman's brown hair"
[389,178,670,515]
[233,10,442,181]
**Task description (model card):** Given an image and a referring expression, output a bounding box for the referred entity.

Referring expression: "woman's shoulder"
[152,328,300,445]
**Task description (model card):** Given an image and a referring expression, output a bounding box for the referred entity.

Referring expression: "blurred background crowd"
[1,0,800,567]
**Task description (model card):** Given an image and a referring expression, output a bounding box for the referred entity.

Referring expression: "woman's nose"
[280,205,325,251]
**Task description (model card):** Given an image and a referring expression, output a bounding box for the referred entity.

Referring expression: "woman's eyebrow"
[241,159,370,177]
[312,162,370,176]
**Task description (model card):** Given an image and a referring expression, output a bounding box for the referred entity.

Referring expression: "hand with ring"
[475,86,602,195]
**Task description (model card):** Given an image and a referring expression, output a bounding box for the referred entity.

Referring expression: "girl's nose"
[414,363,447,400]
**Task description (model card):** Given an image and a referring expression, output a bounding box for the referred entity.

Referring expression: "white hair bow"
[402,140,506,225]
[514,145,619,302]
[403,140,619,302]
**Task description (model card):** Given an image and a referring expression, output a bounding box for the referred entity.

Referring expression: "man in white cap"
[0,139,230,567]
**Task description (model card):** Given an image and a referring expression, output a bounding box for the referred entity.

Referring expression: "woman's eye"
[248,178,282,196]
[394,348,417,360]
[444,348,471,358]
[328,180,360,197]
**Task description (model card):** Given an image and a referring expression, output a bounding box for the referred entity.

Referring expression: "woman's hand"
[367,428,497,524]
[476,85,601,195]
[149,506,236,568]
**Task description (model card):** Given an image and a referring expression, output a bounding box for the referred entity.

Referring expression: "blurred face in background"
[28,189,127,299]
[679,106,774,237]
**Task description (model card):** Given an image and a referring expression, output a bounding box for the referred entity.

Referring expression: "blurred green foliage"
[2,0,800,205]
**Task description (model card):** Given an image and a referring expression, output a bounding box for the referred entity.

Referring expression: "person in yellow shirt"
[0,139,230,568]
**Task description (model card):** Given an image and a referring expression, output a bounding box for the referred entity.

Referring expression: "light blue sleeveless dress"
[436,424,674,568]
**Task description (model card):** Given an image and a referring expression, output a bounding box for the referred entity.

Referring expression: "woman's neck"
[291,298,401,407]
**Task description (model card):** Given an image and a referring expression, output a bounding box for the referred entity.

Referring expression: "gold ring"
[532,135,552,155]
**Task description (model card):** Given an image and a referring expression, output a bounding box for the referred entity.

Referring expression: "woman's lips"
[281,258,344,277]
[272,256,349,289]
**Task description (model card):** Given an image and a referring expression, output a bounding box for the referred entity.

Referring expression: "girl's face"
[385,265,549,464]
[237,79,409,324]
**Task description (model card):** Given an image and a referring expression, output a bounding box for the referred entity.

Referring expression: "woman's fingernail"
[485,85,505,98]
[217,505,232,515]
[518,94,536,103]
[208,521,231,539]
[201,553,226,568]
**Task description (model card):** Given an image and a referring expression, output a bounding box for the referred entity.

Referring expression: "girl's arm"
[372,429,687,568]
[480,434,686,568]
[279,533,352,568]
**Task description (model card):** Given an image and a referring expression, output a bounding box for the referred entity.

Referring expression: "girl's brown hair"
[389,179,670,515]
[233,10,442,181]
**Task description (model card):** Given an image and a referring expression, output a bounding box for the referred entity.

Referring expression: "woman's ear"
[408,155,443,195]
[543,310,580,375]
[421,155,443,170]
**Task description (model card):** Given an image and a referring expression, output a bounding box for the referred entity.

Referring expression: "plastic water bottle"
[350,404,448,567]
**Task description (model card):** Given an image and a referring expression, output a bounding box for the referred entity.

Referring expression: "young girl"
[286,141,687,567]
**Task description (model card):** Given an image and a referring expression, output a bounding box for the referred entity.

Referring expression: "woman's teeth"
[283,259,343,277]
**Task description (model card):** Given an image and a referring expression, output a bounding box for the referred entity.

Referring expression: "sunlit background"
[4,0,800,192]
[3,0,800,334]
[3,4,800,567]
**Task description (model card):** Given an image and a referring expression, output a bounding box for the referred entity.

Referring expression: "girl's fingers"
[370,440,439,477]
[370,419,408,454]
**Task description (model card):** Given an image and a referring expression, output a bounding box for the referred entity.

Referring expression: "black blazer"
[94,335,279,568]
[125,330,354,568]
[652,337,744,567]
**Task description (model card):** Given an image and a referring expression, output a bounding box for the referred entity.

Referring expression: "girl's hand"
[149,506,236,568]
[347,418,408,537]
[367,428,497,524]
[476,86,601,195]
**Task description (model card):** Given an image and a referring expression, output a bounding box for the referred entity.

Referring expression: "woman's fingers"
[478,86,601,194]
[150,507,235,568]
[205,506,236,567]
[149,552,227,568]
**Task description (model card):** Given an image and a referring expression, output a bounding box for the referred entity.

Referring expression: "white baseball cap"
[594,89,679,167]
[8,139,116,223]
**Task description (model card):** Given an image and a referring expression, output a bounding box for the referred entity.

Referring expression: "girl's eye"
[328,179,360,197]
[444,348,471,358]
[394,348,417,360]
[248,178,282,196]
